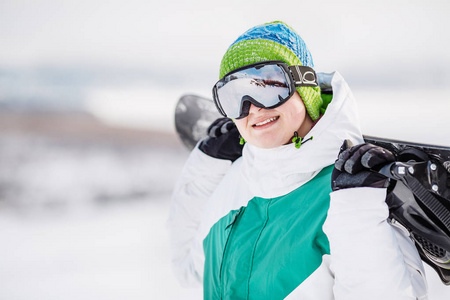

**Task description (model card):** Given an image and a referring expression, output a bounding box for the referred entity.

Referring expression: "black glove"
[331,140,395,191]
[198,118,243,162]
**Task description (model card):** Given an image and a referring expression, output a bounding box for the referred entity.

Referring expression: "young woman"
[169,21,428,299]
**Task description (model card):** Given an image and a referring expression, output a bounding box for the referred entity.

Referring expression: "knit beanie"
[219,21,325,121]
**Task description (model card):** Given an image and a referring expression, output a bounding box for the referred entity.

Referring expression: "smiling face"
[234,92,314,149]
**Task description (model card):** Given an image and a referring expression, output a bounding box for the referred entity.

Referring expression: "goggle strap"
[288,65,319,87]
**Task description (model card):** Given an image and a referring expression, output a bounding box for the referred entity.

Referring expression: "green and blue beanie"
[219,21,325,121]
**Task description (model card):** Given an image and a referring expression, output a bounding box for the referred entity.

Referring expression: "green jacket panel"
[203,165,333,300]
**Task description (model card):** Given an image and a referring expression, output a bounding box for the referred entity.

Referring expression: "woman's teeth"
[254,117,278,127]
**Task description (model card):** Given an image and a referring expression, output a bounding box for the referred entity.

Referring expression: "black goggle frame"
[212,61,318,119]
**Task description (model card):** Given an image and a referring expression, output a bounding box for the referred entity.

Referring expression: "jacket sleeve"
[323,187,428,300]
[167,146,231,287]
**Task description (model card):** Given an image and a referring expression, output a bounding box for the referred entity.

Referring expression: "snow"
[0,199,202,300]
[0,133,200,299]
[85,86,183,134]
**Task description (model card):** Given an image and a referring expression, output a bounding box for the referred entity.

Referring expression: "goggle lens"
[213,63,293,119]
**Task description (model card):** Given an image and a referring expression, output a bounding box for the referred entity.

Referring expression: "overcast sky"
[1,0,449,87]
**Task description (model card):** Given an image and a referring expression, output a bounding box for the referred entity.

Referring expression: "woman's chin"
[247,137,289,149]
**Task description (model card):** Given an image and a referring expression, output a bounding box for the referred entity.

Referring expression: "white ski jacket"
[168,72,428,299]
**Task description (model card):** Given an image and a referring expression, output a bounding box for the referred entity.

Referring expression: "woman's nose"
[248,103,262,114]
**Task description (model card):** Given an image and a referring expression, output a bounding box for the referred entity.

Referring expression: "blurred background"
[0,0,449,299]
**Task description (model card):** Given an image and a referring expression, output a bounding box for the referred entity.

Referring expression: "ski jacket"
[168,72,428,299]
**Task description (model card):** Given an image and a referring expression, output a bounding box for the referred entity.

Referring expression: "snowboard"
[174,94,222,151]
[174,94,450,285]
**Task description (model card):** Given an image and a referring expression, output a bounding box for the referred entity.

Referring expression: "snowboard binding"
[377,145,450,285]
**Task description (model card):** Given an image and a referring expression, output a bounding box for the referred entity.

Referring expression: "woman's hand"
[199,118,243,162]
[331,140,395,191]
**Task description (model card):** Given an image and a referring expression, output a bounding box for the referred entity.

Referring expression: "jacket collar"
[239,71,364,198]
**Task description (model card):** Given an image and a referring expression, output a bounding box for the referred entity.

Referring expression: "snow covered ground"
[0,198,202,300]
[0,118,200,299]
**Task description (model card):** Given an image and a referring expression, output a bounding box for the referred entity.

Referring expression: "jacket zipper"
[220,207,244,298]
[246,199,272,299]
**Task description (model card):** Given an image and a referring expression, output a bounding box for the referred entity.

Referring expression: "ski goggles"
[212,61,319,119]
